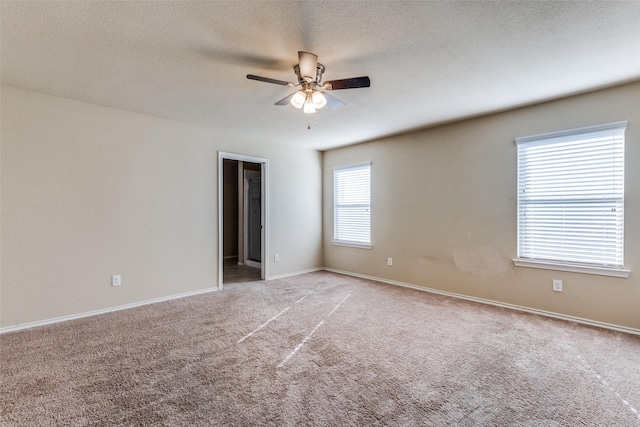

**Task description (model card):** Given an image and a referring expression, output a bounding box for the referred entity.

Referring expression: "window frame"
[512,121,630,278]
[332,162,372,249]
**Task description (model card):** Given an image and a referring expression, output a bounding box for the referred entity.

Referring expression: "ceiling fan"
[247,51,370,114]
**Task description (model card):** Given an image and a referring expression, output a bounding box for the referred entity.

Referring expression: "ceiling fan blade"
[247,74,292,86]
[324,76,370,90]
[274,92,297,106]
[298,51,318,80]
[322,92,345,110]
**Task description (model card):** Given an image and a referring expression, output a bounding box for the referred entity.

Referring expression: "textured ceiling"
[2,1,640,150]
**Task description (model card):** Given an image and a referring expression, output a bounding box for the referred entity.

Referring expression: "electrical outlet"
[552,279,563,292]
[387,257,393,266]
[112,275,122,287]
[274,254,279,262]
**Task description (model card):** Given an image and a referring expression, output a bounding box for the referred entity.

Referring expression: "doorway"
[218,152,268,289]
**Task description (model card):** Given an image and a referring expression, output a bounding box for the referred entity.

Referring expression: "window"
[333,163,371,248]
[514,121,629,277]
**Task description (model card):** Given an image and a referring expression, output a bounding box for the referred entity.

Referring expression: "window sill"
[512,258,630,278]
[332,240,372,250]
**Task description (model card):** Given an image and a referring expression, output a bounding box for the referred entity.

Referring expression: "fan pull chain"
[306,113,319,130]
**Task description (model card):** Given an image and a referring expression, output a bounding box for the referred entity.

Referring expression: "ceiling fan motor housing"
[294,63,325,85]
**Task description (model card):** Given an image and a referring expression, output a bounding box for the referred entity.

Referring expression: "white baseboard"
[5,267,637,336]
[0,287,219,334]
[245,260,261,269]
[323,268,640,336]
[268,267,324,281]
[1,266,323,333]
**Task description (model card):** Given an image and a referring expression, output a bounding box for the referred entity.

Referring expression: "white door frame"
[218,151,269,289]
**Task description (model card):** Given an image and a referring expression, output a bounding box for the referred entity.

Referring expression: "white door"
[244,169,261,269]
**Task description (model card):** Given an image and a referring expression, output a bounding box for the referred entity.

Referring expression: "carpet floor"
[1,271,639,426]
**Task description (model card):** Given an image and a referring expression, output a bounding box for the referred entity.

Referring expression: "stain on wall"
[452,245,512,279]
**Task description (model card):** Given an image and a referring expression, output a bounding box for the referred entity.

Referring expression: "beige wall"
[3,81,638,331]
[323,81,640,330]
[1,86,323,328]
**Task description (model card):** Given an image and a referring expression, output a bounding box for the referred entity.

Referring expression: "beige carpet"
[1,271,639,426]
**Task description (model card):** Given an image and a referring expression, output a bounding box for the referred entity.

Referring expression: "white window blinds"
[516,121,626,269]
[333,163,371,247]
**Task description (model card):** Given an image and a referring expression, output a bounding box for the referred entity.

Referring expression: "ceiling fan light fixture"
[248,51,370,118]
[290,91,305,109]
[312,91,327,109]
[303,93,317,114]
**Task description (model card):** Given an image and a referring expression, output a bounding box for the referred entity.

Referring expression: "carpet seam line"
[277,293,351,368]
[238,306,291,343]
[576,354,640,420]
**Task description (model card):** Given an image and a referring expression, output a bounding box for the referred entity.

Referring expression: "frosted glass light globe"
[290,91,305,109]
